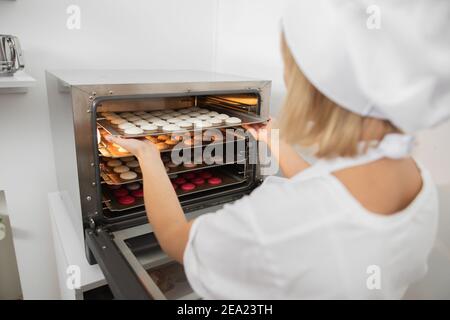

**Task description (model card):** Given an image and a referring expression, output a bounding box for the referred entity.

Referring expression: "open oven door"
[85,223,200,300]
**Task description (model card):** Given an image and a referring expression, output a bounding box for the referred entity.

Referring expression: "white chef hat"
[282,0,450,133]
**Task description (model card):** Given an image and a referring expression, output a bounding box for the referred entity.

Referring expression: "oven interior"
[94,92,266,229]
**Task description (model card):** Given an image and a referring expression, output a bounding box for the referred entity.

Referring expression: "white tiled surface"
[404,185,450,299]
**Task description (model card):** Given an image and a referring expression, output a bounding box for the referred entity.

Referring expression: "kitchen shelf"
[0,71,36,94]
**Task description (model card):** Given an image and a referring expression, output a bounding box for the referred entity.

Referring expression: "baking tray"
[99,130,247,158]
[100,158,244,186]
[100,161,143,185]
[97,108,268,139]
[103,168,246,212]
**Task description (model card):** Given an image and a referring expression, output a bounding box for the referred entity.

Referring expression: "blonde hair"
[278,34,399,158]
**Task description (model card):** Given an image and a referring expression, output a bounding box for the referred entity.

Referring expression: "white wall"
[214,0,286,115]
[0,0,216,299]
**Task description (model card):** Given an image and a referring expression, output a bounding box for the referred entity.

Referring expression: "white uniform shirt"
[183,159,438,299]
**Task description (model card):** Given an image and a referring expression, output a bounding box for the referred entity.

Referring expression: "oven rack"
[98,134,247,158]
[100,158,246,186]
[102,169,246,212]
[96,108,267,139]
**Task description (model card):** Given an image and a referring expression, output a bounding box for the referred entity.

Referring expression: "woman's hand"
[242,117,274,145]
[105,135,160,161]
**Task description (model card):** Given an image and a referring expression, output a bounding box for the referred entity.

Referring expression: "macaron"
[113,165,130,174]
[131,189,144,198]
[126,116,141,122]
[225,117,242,125]
[217,114,230,120]
[191,177,205,186]
[124,127,144,134]
[154,120,168,128]
[174,177,187,185]
[117,195,135,205]
[111,118,127,125]
[197,108,209,114]
[120,171,138,180]
[141,123,158,131]
[133,120,150,126]
[162,124,181,132]
[208,177,223,185]
[209,117,223,126]
[178,121,193,129]
[167,118,182,124]
[114,188,129,197]
[160,114,173,120]
[182,172,196,179]
[198,171,212,179]
[157,135,169,141]
[118,122,136,130]
[125,182,141,191]
[196,115,211,121]
[181,183,196,191]
[126,160,140,168]
[107,159,122,167]
[156,142,169,150]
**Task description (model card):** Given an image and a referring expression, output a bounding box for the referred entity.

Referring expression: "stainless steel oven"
[46,70,270,299]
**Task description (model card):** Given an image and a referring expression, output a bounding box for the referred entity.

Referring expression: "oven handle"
[85,228,152,300]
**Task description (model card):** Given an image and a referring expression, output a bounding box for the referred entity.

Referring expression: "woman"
[107,0,449,299]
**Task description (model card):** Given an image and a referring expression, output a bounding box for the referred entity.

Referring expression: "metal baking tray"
[103,168,246,212]
[100,159,245,186]
[96,108,268,139]
[99,131,247,158]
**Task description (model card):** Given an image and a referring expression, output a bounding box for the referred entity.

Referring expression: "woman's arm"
[243,119,310,178]
[106,136,191,264]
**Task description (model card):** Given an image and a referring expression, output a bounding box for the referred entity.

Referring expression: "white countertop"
[48,192,105,298]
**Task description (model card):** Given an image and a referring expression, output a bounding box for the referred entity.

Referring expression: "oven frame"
[79,84,270,233]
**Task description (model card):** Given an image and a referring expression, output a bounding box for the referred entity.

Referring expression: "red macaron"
[207,177,222,186]
[117,195,136,205]
[199,171,212,179]
[180,183,196,191]
[191,177,205,186]
[174,177,187,185]
[113,188,129,197]
[182,172,196,180]
[131,189,144,198]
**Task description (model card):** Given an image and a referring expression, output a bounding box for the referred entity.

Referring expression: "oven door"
[86,221,201,300]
